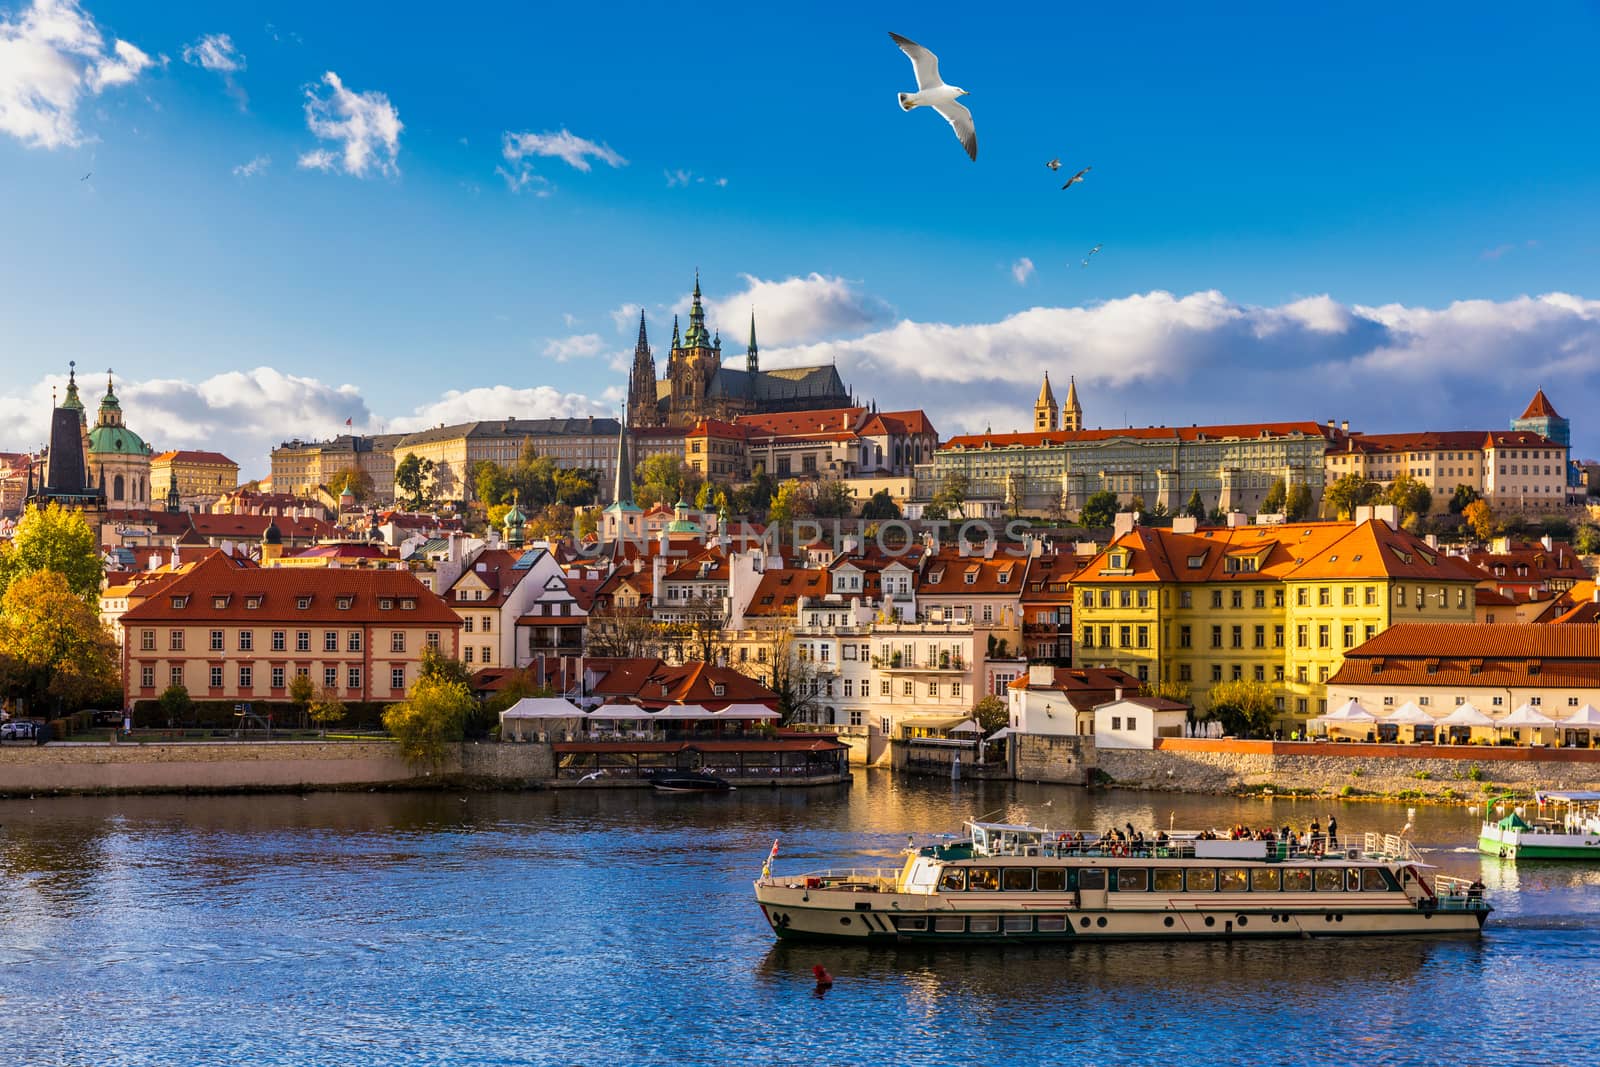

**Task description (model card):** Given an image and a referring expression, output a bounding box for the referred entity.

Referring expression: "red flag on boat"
[761,838,780,879]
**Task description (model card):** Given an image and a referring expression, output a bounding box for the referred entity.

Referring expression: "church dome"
[87,424,151,456]
[263,519,283,546]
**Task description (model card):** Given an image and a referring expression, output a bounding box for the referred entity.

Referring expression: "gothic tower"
[1034,372,1059,432]
[1062,375,1083,432]
[626,309,660,427]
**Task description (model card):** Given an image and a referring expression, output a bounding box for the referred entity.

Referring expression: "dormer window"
[171,595,188,609]
[245,596,261,610]
[336,597,353,610]
[712,684,725,697]
[401,598,416,610]
[378,598,393,611]
[296,596,311,610]
[213,596,230,609]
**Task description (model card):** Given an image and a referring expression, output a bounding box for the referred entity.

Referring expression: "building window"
[1211,590,1223,609]
[1210,664,1222,683]
[297,631,310,652]
[324,631,338,652]
[482,616,493,633]
[391,632,405,653]
[928,682,939,697]
[210,630,224,652]
[348,667,362,690]
[1342,587,1355,606]
[1231,625,1243,649]
[238,666,253,689]
[1119,625,1132,647]
[952,682,962,699]
[1318,587,1330,607]
[272,630,286,652]
[348,631,362,652]
[481,645,491,663]
[1297,667,1308,684]
[1230,590,1242,609]
[1296,588,1308,607]
[1178,663,1192,682]
[1136,625,1149,648]
[1082,627,1094,648]
[902,681,913,696]
[239,631,253,652]
[1296,624,1308,648]
[210,666,223,688]
[1273,589,1285,608]
[464,647,474,664]
[271,667,285,689]
[1179,625,1191,649]
[1273,625,1284,648]
[1231,665,1243,681]
[463,616,473,633]
[880,680,890,697]
[1180,590,1192,608]
[392,667,406,690]
[1342,625,1355,648]
[1253,625,1265,649]
[324,667,338,688]
[1317,625,1330,648]
[1211,625,1223,649]
[140,629,155,651]
[1253,665,1265,682]
[170,666,184,687]
[140,666,154,688]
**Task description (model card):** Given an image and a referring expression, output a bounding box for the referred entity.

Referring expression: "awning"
[949,719,984,734]
[987,727,1016,740]
[899,714,966,730]
[713,702,781,720]
[648,704,718,720]
[1439,703,1495,728]
[500,697,587,720]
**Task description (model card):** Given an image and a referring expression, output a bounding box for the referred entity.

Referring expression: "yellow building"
[150,450,240,510]
[1072,509,1480,726]
[388,418,622,503]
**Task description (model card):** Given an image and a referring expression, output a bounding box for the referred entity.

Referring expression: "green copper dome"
[87,424,151,456]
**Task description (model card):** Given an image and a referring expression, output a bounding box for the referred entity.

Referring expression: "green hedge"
[130,699,393,730]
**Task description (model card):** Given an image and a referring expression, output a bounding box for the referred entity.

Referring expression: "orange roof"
[1343,623,1600,659]
[735,407,865,437]
[941,421,1332,451]
[120,551,459,625]
[1520,389,1562,420]
[152,449,238,466]
[686,419,749,439]
[745,568,830,617]
[581,657,778,709]
[918,555,1027,597]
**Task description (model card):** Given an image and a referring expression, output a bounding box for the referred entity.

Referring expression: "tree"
[806,480,855,519]
[326,466,374,504]
[0,570,118,715]
[552,467,600,508]
[635,454,693,508]
[527,503,575,542]
[930,472,970,519]
[761,630,820,725]
[860,490,901,521]
[1284,484,1314,522]
[1575,524,1600,556]
[767,481,805,529]
[1183,489,1206,520]
[666,596,728,664]
[471,459,512,506]
[1141,679,1192,709]
[395,453,434,508]
[584,605,664,659]
[419,647,473,688]
[1463,499,1495,541]
[1262,478,1287,514]
[1205,678,1276,739]
[288,672,315,727]
[1323,473,1380,520]
[0,502,103,602]
[972,694,1007,733]
[1449,484,1481,515]
[158,683,194,726]
[308,687,346,737]
[1146,500,1171,523]
[1080,489,1119,528]
[1384,473,1432,522]
[383,674,474,767]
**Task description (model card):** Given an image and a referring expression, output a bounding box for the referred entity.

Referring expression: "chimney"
[1340,420,1349,433]
[1171,516,1198,535]
[1371,504,1399,529]
[1112,511,1137,539]
[1541,534,1554,551]
[1226,511,1248,528]
[1028,663,1054,687]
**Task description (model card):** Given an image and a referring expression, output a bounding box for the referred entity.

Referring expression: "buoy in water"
[812,965,834,989]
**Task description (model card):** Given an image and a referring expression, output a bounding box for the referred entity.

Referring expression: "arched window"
[113,474,125,501]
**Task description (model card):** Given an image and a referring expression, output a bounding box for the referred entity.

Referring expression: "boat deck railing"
[1431,874,1490,912]
[1362,832,1423,864]
[966,834,1395,864]
[765,868,900,892]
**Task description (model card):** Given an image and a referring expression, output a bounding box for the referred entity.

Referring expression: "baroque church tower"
[1062,375,1083,432]
[1034,372,1059,432]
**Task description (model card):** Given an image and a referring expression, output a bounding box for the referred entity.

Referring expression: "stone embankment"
[1097,739,1600,800]
[0,740,554,796]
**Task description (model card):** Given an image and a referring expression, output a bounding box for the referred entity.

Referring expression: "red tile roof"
[745,568,830,617]
[582,657,778,710]
[120,551,460,625]
[1520,389,1562,420]
[941,421,1333,450]
[153,449,237,466]
[1342,623,1600,659]
[1330,623,1600,688]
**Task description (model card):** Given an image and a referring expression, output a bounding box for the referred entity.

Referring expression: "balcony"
[872,655,967,672]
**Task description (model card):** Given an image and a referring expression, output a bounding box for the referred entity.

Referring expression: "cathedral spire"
[627,308,657,427]
[671,314,680,348]
[683,272,711,348]
[611,418,634,506]
[746,309,759,378]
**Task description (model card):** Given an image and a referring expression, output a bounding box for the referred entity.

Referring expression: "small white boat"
[756,821,1489,943]
[1479,791,1600,860]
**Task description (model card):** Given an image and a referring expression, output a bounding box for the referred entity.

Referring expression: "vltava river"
[2,773,1597,1066]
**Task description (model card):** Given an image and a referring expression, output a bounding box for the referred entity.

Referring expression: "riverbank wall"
[1098,739,1600,798]
[0,741,554,796]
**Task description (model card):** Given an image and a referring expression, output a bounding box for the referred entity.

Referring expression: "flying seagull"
[1081,243,1103,267]
[888,31,977,161]
[1046,158,1061,171]
[1061,166,1091,190]
[80,172,92,181]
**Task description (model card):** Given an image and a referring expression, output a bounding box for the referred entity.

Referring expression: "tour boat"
[649,770,734,794]
[755,821,1489,942]
[1479,791,1600,860]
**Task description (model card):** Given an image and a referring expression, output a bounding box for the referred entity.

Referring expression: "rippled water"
[2,774,1598,1066]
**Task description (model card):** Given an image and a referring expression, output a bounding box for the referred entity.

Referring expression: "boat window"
[938,868,967,892]
[1185,868,1217,892]
[968,916,999,933]
[1251,869,1281,891]
[1219,868,1248,892]
[1002,868,1033,892]
[1002,916,1032,933]
[1152,869,1184,893]
[1036,915,1068,932]
[1117,868,1149,892]
[1315,868,1343,892]
[1282,868,1313,891]
[1035,868,1067,892]
[934,917,965,933]
[1079,869,1107,891]
[968,868,1000,892]
[1346,869,1362,892]
[1361,869,1392,892]
[893,916,928,931]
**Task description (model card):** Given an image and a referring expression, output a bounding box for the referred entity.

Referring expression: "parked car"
[0,720,46,744]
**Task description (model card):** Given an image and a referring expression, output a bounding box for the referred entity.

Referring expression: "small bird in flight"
[1061,166,1091,190]
[1045,159,1061,171]
[1081,243,1103,267]
[888,31,977,161]
[80,172,92,181]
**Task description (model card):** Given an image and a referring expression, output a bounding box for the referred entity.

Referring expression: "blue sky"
[3,0,1600,475]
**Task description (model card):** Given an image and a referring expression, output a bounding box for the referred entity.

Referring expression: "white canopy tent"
[1321,698,1376,724]
[1439,703,1496,728]
[1381,702,1435,726]
[713,703,782,721]
[1562,704,1600,727]
[646,704,717,720]
[1501,703,1556,728]
[499,697,587,742]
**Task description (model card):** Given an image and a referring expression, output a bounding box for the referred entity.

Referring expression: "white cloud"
[494,160,551,196]
[182,31,245,106]
[0,0,155,148]
[685,273,896,348]
[665,168,691,187]
[664,168,726,188]
[391,385,611,432]
[182,32,242,73]
[502,128,625,172]
[231,153,269,177]
[562,313,578,328]
[1011,257,1034,286]
[298,71,401,178]
[609,303,642,333]
[541,333,605,363]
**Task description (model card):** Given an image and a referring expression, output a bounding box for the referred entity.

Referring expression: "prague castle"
[626,274,854,428]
